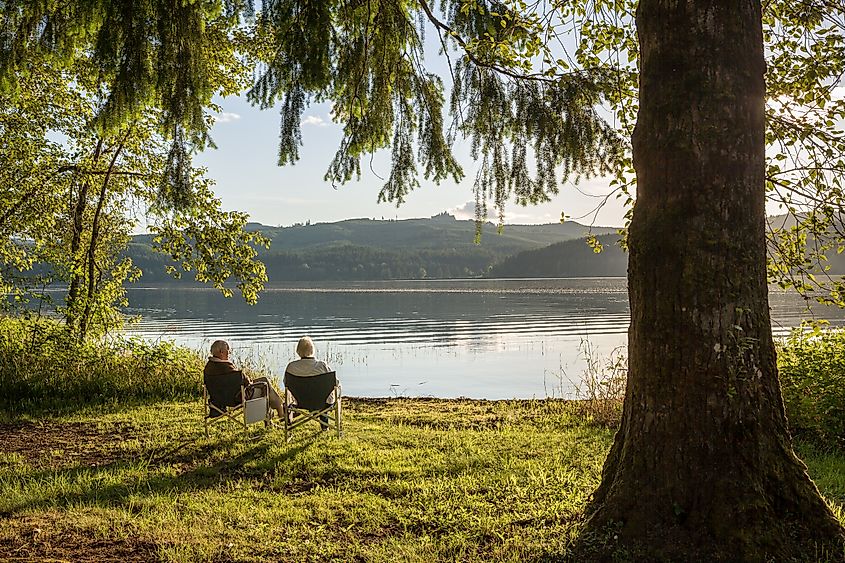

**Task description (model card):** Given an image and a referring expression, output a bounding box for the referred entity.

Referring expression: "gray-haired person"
[284,336,339,427]
[204,340,285,420]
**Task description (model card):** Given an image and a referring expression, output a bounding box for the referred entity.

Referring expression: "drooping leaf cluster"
[150,177,269,305]
[1,1,626,229]
[0,0,254,207]
[763,0,845,307]
[248,0,468,207]
[248,0,625,227]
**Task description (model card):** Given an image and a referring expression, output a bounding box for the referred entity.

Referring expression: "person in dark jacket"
[204,340,285,420]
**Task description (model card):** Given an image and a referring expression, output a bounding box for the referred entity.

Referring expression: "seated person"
[284,336,339,427]
[204,339,285,421]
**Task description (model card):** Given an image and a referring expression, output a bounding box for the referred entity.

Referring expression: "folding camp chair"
[203,370,270,436]
[283,371,342,441]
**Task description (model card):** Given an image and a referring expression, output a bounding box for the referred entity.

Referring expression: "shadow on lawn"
[0,430,318,517]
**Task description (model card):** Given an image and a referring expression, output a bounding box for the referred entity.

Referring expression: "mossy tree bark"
[580,1,845,560]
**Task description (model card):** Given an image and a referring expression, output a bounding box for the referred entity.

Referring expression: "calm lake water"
[124,278,845,400]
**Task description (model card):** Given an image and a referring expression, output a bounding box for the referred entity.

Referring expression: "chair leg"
[203,387,209,437]
[283,404,289,443]
[335,392,343,437]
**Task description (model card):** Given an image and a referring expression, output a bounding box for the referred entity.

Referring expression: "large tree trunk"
[579,1,845,560]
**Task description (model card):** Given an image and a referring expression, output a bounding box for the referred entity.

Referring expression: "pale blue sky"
[195,94,628,228]
[191,8,633,229]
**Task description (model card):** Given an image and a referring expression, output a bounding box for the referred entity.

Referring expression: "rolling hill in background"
[127,212,845,283]
[486,233,627,278]
[128,213,620,282]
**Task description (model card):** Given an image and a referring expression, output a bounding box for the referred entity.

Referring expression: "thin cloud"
[448,201,553,224]
[301,115,329,127]
[214,111,241,124]
[449,201,477,221]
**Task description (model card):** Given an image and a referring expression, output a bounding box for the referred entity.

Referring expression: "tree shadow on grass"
[0,430,319,517]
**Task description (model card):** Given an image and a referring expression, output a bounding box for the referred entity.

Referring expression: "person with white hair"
[204,339,285,421]
[284,336,339,427]
[284,336,332,378]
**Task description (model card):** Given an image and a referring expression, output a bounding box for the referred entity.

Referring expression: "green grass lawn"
[0,399,842,562]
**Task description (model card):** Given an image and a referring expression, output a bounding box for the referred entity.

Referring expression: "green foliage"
[150,177,269,304]
[778,329,845,450]
[1,51,269,337]
[0,316,203,413]
[763,2,845,307]
[0,1,254,203]
[553,0,845,303]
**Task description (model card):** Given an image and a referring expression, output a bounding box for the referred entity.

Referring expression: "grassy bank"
[0,399,843,562]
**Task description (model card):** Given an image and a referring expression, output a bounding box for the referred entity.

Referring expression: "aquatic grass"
[549,339,627,427]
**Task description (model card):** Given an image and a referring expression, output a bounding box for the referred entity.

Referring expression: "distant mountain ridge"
[487,234,627,279]
[128,213,620,282]
[251,213,615,253]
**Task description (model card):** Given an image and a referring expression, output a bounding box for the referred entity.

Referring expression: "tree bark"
[79,129,130,340]
[65,139,103,336]
[579,1,845,560]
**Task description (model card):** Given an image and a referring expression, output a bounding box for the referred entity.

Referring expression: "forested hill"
[128,213,619,281]
[243,213,617,256]
[486,234,627,278]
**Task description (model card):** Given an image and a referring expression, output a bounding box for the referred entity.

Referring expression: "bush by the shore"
[778,328,845,450]
[0,316,202,412]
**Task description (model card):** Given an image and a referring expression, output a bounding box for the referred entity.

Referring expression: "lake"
[124,278,845,400]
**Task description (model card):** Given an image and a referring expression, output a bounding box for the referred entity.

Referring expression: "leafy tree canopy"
[2,0,845,307]
[0,0,626,226]
[0,50,267,339]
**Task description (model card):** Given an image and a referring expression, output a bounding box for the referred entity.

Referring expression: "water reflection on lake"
[123,278,845,400]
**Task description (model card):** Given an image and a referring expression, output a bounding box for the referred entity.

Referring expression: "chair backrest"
[284,371,337,411]
[204,370,244,409]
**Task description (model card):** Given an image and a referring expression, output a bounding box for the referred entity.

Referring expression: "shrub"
[569,340,627,427]
[778,329,845,450]
[0,316,204,412]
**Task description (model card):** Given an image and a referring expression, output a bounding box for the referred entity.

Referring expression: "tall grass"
[0,316,203,413]
[556,328,845,448]
[567,339,627,426]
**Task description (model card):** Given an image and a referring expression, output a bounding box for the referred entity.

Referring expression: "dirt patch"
[0,524,158,562]
[0,421,137,468]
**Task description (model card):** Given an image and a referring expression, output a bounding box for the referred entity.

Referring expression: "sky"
[194,95,629,229]
[189,80,845,230]
[178,9,845,232]
[189,6,636,229]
